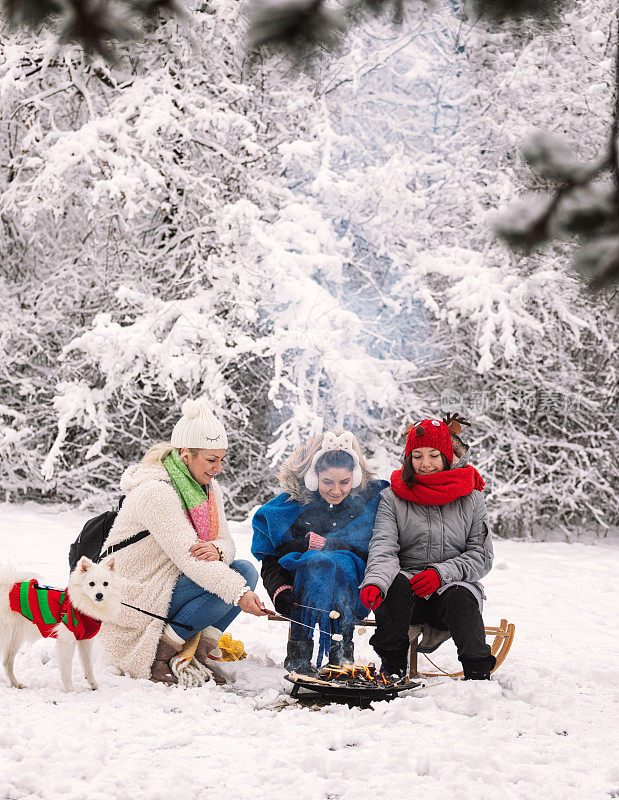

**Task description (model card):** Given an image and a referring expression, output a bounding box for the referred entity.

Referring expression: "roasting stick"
[293,602,341,619]
[295,601,367,635]
[263,606,344,640]
[279,600,367,637]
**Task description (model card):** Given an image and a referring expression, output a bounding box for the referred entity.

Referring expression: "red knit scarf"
[390,465,485,506]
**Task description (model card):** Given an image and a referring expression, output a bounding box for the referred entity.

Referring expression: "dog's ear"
[78,557,93,573]
[106,557,115,571]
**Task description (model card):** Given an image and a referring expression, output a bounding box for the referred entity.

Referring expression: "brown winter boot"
[149,635,182,685]
[193,628,227,685]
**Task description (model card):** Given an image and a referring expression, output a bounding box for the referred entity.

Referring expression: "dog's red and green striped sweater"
[9,579,101,640]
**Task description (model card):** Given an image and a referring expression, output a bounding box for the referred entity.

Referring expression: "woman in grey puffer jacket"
[359,415,496,681]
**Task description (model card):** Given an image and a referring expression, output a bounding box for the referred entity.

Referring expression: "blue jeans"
[167,559,258,640]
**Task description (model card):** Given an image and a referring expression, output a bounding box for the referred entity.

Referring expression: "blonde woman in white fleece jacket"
[100,398,267,685]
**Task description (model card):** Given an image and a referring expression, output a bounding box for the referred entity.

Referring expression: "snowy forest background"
[0,0,617,537]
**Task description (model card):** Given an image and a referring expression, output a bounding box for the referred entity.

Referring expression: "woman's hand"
[190,540,221,562]
[409,568,441,597]
[238,591,270,616]
[360,585,383,611]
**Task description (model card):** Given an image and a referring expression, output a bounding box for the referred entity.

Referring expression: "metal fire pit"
[285,672,423,707]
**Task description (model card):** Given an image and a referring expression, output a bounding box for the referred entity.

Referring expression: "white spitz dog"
[0,557,121,692]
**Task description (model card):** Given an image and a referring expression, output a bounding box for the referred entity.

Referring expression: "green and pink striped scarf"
[163,449,219,541]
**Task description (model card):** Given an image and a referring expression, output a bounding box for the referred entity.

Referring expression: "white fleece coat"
[99,462,249,679]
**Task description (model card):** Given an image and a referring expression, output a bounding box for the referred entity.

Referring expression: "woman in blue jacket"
[252,431,387,674]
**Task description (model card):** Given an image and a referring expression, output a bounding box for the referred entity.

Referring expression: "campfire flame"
[318,662,400,687]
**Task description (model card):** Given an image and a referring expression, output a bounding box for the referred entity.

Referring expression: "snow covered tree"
[0,0,616,537]
[0,2,398,508]
[284,0,619,533]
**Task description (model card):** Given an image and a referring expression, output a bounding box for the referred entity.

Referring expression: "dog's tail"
[0,566,46,656]
[0,565,43,612]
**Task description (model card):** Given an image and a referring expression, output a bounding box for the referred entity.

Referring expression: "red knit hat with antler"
[403,413,472,463]
[404,418,453,461]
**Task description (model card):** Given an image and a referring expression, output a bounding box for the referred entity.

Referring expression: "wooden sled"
[409,618,516,678]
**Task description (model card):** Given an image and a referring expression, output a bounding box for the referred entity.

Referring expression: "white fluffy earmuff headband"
[303,431,363,491]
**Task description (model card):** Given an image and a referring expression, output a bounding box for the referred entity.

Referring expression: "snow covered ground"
[0,503,617,800]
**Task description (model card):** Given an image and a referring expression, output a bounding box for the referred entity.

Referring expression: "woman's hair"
[277,431,375,504]
[141,442,199,465]
[401,452,451,489]
[315,449,355,474]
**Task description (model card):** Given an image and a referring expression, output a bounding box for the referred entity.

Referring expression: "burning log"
[318,662,404,688]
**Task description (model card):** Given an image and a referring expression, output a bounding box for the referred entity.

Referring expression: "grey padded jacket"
[360,474,493,607]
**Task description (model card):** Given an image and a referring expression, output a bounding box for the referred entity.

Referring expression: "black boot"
[461,654,497,680]
[376,647,408,679]
[284,639,315,674]
[378,655,408,685]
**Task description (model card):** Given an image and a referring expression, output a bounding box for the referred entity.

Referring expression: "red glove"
[409,569,441,597]
[360,585,383,611]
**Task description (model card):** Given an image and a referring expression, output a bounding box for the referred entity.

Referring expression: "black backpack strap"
[99,529,150,562]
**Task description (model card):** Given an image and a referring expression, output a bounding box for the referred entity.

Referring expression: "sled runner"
[409,618,516,678]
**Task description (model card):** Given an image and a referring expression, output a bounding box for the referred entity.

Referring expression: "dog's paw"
[87,680,99,691]
[10,682,26,690]
[62,683,76,693]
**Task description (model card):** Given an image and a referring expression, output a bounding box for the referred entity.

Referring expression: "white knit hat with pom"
[170,398,228,449]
